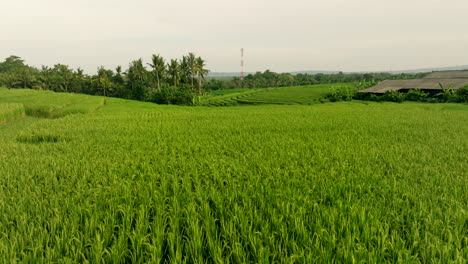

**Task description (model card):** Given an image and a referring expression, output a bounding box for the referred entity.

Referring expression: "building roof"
[423,70,468,79]
[359,78,468,93]
[360,70,468,94]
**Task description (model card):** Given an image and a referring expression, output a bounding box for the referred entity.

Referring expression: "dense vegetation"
[0,89,467,262]
[0,54,208,105]
[327,84,468,103]
[205,70,428,90]
[1,56,431,106]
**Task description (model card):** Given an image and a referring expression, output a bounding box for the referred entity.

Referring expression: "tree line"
[0,54,208,105]
[204,70,429,90]
[1,55,432,105]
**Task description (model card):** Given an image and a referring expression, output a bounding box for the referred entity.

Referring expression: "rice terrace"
[1,0,468,263]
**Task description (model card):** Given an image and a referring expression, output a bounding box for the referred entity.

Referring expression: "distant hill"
[208,65,468,78]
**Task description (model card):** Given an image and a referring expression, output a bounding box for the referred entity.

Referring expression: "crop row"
[0,96,466,262]
[203,84,352,106]
[202,88,276,106]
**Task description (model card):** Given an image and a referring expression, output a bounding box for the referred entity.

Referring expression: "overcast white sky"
[1,0,467,73]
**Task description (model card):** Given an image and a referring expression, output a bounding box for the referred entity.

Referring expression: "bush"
[404,89,428,102]
[382,91,404,103]
[326,85,358,102]
[146,85,196,105]
[455,86,468,103]
[369,94,381,102]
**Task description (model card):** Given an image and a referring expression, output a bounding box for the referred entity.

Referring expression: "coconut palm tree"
[167,59,180,87]
[180,56,191,85]
[148,54,166,91]
[195,57,209,95]
[187,52,197,91]
[128,59,146,83]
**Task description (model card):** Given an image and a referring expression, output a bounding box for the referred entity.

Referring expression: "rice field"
[203,84,350,106]
[0,103,25,125]
[0,89,467,263]
[0,88,105,118]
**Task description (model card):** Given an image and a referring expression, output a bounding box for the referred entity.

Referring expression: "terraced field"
[0,88,105,118]
[0,89,467,263]
[203,83,351,106]
[201,88,275,106]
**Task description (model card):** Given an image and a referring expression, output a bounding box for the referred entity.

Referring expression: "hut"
[359,70,468,95]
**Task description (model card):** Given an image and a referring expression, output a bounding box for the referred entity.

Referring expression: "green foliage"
[327,84,359,102]
[404,89,429,102]
[0,91,467,262]
[362,86,467,104]
[0,55,26,73]
[455,85,468,102]
[324,82,374,102]
[203,79,230,90]
[207,71,427,90]
[146,84,195,105]
[435,83,456,102]
[0,53,209,105]
[382,90,405,103]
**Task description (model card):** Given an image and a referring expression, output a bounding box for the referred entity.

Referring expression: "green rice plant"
[0,90,466,263]
[234,84,347,105]
[201,88,269,106]
[0,103,25,125]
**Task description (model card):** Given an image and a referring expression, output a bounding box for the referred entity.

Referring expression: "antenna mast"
[240,48,244,80]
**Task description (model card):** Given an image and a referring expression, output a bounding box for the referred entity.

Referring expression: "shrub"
[327,84,359,102]
[455,85,468,103]
[435,83,456,102]
[404,89,429,102]
[382,90,404,103]
[146,85,197,105]
[369,94,381,102]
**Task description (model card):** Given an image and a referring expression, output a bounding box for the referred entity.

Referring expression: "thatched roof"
[359,78,468,93]
[360,70,468,94]
[423,70,468,79]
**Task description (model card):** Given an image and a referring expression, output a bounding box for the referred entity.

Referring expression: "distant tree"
[195,57,209,95]
[16,67,37,88]
[96,67,114,96]
[179,56,191,85]
[127,59,147,100]
[0,56,26,73]
[186,52,197,91]
[167,59,180,87]
[148,54,166,91]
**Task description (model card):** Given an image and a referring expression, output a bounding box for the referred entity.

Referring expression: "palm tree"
[148,54,166,91]
[180,56,191,85]
[167,59,180,87]
[127,59,147,100]
[187,52,197,91]
[128,59,146,83]
[195,57,209,95]
[97,66,113,97]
